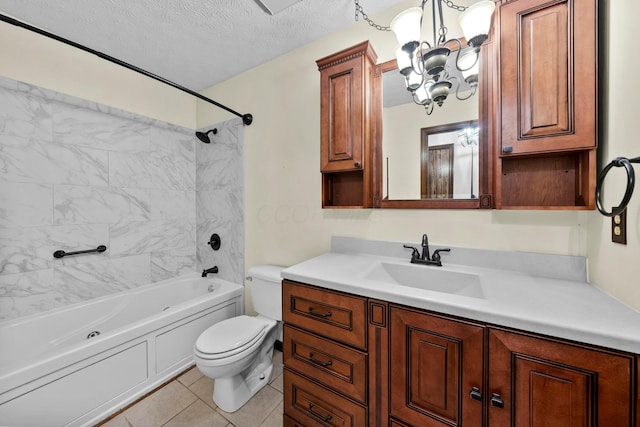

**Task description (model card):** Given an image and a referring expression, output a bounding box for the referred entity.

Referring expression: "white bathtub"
[0,273,244,427]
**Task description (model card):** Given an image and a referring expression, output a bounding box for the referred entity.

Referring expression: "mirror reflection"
[381,61,479,201]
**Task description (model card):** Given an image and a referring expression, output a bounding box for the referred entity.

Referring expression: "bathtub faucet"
[202,266,219,277]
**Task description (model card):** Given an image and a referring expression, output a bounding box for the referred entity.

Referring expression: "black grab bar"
[53,245,107,259]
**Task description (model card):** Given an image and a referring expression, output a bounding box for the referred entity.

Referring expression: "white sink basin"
[364,261,485,299]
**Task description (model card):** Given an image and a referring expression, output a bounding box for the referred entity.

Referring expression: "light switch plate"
[611,207,627,245]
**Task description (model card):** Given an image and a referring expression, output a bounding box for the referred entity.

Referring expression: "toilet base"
[213,357,274,412]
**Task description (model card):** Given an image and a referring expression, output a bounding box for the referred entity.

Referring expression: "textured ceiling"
[0,0,406,91]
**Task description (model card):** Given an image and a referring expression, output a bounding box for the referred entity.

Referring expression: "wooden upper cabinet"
[317,41,377,172]
[499,0,597,155]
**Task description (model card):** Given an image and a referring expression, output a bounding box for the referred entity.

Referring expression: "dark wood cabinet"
[317,41,379,208]
[389,306,485,427]
[282,281,638,426]
[496,0,598,209]
[282,280,369,425]
[488,328,634,426]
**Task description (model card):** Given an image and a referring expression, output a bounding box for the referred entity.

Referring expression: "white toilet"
[193,265,284,412]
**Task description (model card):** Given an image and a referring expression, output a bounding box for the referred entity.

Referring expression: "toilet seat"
[194,315,272,360]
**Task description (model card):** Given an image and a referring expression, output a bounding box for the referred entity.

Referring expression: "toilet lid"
[195,315,268,356]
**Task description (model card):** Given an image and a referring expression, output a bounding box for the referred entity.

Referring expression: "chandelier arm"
[425,102,435,115]
[411,41,431,79]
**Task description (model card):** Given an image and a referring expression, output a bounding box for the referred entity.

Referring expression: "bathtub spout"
[202,266,219,277]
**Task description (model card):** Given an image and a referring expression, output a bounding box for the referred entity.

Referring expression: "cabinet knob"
[354,161,361,168]
[490,393,505,408]
[469,387,482,401]
[502,146,513,153]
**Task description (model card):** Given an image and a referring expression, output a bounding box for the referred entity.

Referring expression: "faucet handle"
[431,248,451,262]
[403,245,420,260]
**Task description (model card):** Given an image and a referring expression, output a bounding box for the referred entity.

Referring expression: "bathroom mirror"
[375,48,494,209]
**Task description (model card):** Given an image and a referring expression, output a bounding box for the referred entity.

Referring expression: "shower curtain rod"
[0,13,253,126]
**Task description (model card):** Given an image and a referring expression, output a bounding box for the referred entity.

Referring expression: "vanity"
[281,237,640,426]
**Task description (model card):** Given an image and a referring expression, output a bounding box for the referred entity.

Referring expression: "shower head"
[195,128,217,143]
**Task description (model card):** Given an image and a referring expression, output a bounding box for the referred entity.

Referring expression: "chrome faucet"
[201,266,219,277]
[403,234,451,267]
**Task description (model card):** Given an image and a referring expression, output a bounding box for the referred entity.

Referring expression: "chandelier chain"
[353,0,468,31]
[354,0,391,31]
[442,0,468,12]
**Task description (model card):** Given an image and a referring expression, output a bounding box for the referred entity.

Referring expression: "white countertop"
[281,237,640,354]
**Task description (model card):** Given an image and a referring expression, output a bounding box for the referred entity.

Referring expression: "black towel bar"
[53,245,107,259]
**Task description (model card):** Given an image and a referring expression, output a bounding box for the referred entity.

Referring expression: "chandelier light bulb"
[405,69,423,92]
[390,7,422,52]
[395,46,414,76]
[458,0,496,48]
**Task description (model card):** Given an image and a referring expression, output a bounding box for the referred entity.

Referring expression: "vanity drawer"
[283,324,367,404]
[284,368,367,427]
[283,414,303,427]
[283,280,367,350]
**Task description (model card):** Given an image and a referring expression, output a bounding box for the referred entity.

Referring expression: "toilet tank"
[247,265,285,320]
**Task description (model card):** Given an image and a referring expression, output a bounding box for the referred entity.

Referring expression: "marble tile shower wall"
[0,77,198,322]
[195,118,244,286]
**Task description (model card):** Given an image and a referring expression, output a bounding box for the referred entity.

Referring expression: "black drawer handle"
[309,403,333,422]
[308,307,332,318]
[491,393,504,408]
[469,386,482,401]
[309,353,333,367]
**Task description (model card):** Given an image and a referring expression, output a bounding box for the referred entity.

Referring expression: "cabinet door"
[389,306,485,427]
[319,53,367,173]
[489,328,634,427]
[500,0,597,155]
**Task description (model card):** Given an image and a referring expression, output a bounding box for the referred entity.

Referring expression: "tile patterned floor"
[99,351,284,427]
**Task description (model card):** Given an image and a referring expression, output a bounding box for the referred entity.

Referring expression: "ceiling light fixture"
[390,0,495,115]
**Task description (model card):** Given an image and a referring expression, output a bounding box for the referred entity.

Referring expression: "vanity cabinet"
[496,0,598,209]
[317,41,380,208]
[283,280,638,426]
[488,328,634,426]
[389,306,484,427]
[282,280,369,425]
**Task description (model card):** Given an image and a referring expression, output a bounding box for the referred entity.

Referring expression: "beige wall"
[586,0,640,309]
[0,18,196,128]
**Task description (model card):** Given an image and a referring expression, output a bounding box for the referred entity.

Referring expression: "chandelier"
[389,0,495,114]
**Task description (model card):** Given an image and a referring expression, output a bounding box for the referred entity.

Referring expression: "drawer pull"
[308,307,332,318]
[309,352,333,367]
[309,403,333,422]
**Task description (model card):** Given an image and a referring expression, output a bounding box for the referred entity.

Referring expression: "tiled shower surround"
[0,76,244,322]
